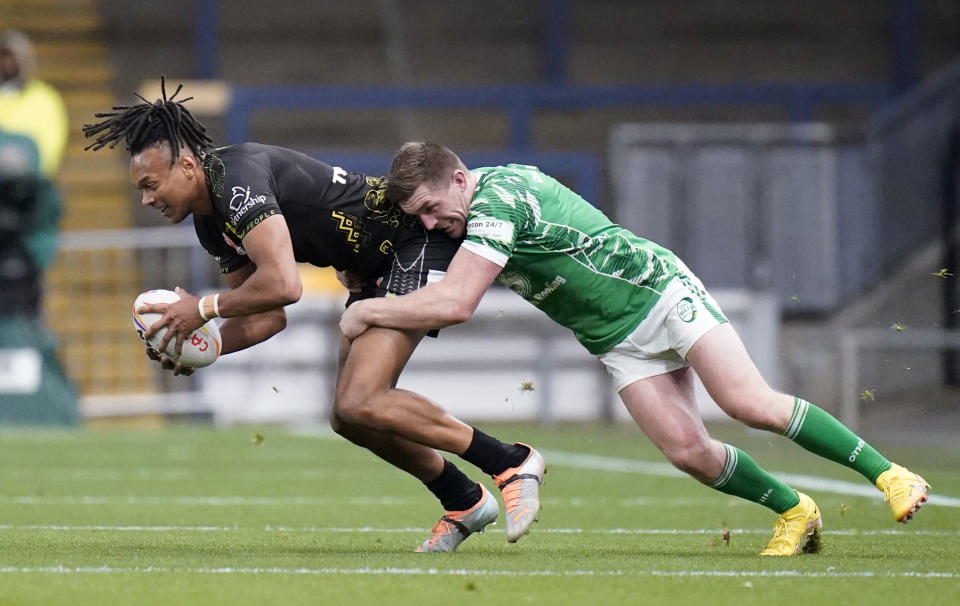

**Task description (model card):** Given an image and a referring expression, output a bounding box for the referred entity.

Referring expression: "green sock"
[784,398,892,483]
[710,444,800,514]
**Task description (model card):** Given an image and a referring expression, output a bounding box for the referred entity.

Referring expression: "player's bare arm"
[141,213,301,357]
[212,213,302,319]
[138,261,283,375]
[216,260,289,356]
[340,247,501,340]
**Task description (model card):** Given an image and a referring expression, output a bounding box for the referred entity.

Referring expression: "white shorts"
[597,269,728,392]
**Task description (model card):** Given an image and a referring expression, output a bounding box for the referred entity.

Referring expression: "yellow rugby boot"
[875,463,930,523]
[760,492,823,556]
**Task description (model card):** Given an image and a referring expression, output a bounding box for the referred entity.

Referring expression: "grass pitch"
[1,422,958,605]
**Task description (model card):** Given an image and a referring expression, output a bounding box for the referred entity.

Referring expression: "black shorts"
[346,225,462,336]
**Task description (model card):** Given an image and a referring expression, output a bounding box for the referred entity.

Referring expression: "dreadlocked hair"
[82,77,213,163]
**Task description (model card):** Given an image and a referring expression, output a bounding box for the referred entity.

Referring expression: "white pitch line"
[0,469,195,480]
[541,449,960,508]
[0,496,420,506]
[0,496,735,508]
[0,469,340,480]
[0,565,955,579]
[0,524,236,532]
[2,491,955,509]
[1,447,956,508]
[1,524,957,536]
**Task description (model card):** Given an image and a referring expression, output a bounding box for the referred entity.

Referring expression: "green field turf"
[1,421,957,605]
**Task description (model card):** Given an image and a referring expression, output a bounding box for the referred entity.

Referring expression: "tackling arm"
[339,247,502,339]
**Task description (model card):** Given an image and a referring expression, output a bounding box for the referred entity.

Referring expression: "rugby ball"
[132,289,222,368]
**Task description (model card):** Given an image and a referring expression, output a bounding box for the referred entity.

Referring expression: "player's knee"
[715,386,788,432]
[328,408,348,435]
[724,404,762,427]
[328,408,377,448]
[737,411,783,432]
[726,394,791,432]
[332,387,381,429]
[664,439,714,477]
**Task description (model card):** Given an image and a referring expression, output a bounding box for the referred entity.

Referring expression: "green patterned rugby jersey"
[463,164,682,355]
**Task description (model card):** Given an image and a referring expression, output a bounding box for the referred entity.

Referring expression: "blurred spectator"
[0,128,61,317]
[0,29,68,177]
[0,32,75,425]
[0,126,76,425]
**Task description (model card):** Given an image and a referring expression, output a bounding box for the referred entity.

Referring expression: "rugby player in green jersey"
[340,141,931,556]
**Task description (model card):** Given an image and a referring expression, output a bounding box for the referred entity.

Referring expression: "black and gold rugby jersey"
[193,143,417,275]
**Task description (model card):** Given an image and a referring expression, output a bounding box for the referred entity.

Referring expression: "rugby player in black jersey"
[82,80,544,552]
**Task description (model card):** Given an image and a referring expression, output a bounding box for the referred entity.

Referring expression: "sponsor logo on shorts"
[677,297,697,323]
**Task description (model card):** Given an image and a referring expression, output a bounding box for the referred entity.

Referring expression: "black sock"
[460,427,530,476]
[424,459,482,512]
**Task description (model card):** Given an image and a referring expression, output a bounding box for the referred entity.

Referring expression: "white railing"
[58,226,198,250]
[838,328,960,431]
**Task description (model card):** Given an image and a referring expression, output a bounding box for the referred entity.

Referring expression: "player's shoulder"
[219,142,341,176]
[473,165,544,211]
[204,144,266,203]
[210,142,276,165]
[475,164,544,189]
[206,143,267,176]
[206,143,294,190]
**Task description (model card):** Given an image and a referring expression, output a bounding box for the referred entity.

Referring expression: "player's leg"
[334,320,532,473]
[602,270,819,555]
[619,368,800,510]
[332,328,499,551]
[334,321,542,543]
[601,271,799,507]
[342,224,543,543]
[331,329,449,480]
[334,326,475,455]
[618,367,725,480]
[686,322,930,523]
[619,370,821,555]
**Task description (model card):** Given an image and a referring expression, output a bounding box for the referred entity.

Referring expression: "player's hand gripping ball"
[132,289,222,367]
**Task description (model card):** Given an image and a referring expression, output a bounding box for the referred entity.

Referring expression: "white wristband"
[212,293,221,318]
[198,296,210,322]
